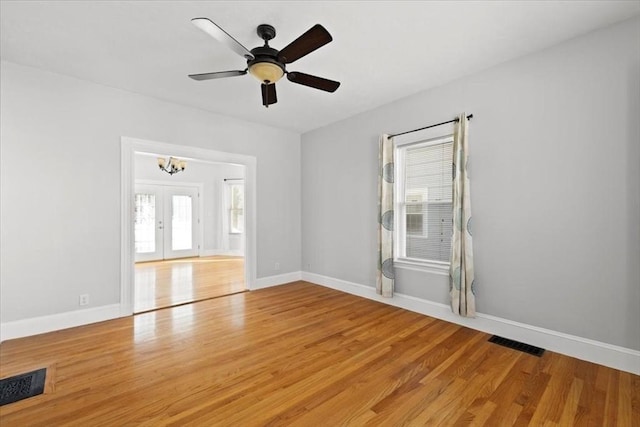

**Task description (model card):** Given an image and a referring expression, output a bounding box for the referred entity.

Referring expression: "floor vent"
[0,368,47,406]
[488,335,545,357]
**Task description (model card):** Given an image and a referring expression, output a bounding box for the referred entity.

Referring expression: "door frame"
[120,137,257,316]
[134,180,204,262]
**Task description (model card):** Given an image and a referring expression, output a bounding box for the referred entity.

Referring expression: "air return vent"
[488,335,545,357]
[0,368,47,406]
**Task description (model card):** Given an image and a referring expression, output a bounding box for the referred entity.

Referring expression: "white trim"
[201,249,244,257]
[394,259,450,276]
[135,179,203,187]
[301,272,640,375]
[122,137,257,315]
[393,133,455,266]
[251,272,302,290]
[0,304,121,342]
[0,269,293,340]
[4,273,636,374]
[121,142,135,316]
[226,180,245,235]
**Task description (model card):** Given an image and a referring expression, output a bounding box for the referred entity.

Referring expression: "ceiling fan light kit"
[248,62,283,83]
[189,18,340,108]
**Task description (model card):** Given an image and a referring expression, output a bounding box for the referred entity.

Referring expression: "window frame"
[227,181,245,235]
[393,128,454,276]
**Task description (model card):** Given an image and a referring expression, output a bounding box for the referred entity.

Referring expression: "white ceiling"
[1,1,638,133]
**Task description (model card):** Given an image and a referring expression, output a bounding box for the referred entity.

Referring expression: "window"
[395,133,453,270]
[228,183,244,234]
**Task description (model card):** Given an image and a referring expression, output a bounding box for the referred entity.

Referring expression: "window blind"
[403,141,453,262]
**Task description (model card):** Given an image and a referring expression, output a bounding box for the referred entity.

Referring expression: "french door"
[134,184,200,262]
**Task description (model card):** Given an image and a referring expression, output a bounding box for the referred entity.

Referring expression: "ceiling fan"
[189,18,340,107]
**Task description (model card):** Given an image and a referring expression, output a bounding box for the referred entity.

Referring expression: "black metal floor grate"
[0,368,47,406]
[488,335,545,357]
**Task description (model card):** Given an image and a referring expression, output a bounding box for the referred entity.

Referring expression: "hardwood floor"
[1,282,637,426]
[134,255,245,312]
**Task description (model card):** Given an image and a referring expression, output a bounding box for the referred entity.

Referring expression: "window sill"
[393,258,450,276]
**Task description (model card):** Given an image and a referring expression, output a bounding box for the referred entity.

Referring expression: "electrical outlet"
[79,294,89,306]
[274,262,280,271]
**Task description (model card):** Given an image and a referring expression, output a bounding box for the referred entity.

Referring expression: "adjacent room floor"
[134,255,245,312]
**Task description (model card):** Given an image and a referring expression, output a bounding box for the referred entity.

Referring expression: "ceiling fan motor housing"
[247,45,285,84]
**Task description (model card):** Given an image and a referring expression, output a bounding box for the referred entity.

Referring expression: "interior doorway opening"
[132,151,246,313]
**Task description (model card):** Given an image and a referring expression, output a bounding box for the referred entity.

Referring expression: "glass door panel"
[171,195,193,251]
[135,194,156,253]
[134,185,164,262]
[162,186,199,259]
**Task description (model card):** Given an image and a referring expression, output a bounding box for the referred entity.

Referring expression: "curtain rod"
[224,178,244,181]
[388,114,473,139]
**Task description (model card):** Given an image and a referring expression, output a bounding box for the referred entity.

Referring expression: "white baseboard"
[301,272,640,375]
[4,274,637,375]
[201,249,244,257]
[0,304,122,342]
[252,271,302,290]
[0,270,301,341]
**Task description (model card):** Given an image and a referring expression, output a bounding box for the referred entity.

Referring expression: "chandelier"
[157,157,186,175]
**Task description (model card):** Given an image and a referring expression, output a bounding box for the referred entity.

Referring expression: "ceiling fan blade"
[277,24,332,64]
[261,83,277,107]
[287,72,340,92]
[192,18,255,60]
[188,70,247,81]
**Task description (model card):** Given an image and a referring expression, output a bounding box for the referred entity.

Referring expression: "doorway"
[133,163,245,313]
[121,139,256,316]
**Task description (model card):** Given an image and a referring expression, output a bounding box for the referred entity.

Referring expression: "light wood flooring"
[1,282,638,426]
[134,255,245,312]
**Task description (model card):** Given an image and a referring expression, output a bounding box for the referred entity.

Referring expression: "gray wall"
[301,17,640,350]
[0,61,301,323]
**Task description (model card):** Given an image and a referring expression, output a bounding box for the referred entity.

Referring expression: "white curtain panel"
[450,114,476,317]
[377,134,395,297]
